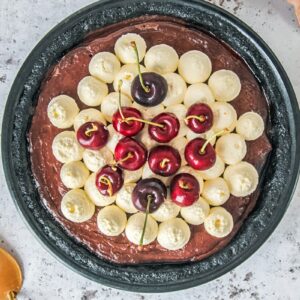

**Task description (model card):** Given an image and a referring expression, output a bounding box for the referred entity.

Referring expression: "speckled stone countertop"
[0,0,299,299]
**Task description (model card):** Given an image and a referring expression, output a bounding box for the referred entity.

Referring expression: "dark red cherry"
[148,113,179,143]
[131,72,168,107]
[95,165,123,197]
[76,121,108,150]
[170,173,200,207]
[114,137,147,171]
[185,103,213,133]
[112,107,144,137]
[148,145,181,177]
[184,138,216,171]
[132,178,167,213]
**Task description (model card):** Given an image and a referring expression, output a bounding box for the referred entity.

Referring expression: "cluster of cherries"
[76,42,218,246]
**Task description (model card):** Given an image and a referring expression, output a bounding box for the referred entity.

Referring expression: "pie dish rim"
[2,0,300,292]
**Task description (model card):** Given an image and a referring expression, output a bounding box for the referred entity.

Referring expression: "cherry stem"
[179,180,191,190]
[117,80,125,120]
[85,123,98,137]
[185,115,206,123]
[98,176,113,197]
[122,117,164,128]
[8,291,17,300]
[160,158,170,168]
[200,128,229,154]
[131,41,149,93]
[139,194,152,248]
[116,152,133,164]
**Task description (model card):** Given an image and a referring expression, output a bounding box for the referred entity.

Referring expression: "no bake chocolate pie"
[29,16,272,264]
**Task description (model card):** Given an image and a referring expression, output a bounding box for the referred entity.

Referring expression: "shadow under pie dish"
[3,0,299,292]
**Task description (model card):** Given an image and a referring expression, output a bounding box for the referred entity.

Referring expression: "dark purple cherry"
[131,72,168,107]
[132,177,167,248]
[132,178,167,213]
[130,41,167,107]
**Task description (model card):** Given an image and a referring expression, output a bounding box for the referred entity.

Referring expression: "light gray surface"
[0,0,299,299]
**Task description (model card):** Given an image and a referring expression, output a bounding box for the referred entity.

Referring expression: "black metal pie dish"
[2,0,300,292]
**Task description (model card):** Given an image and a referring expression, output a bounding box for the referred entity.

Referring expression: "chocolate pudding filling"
[28,16,272,264]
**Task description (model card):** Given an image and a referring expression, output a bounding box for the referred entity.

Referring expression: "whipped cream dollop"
[184,83,215,107]
[157,218,191,250]
[208,69,241,102]
[204,207,233,238]
[178,50,212,84]
[123,167,143,184]
[151,197,181,222]
[216,133,247,165]
[181,197,210,225]
[60,161,89,189]
[202,177,230,206]
[97,205,127,236]
[77,76,108,106]
[125,212,158,246]
[47,95,79,129]
[211,102,237,133]
[82,147,113,173]
[52,131,84,163]
[224,161,259,197]
[89,52,121,83]
[162,73,187,106]
[145,44,179,74]
[61,189,95,223]
[170,136,188,166]
[114,33,147,64]
[236,111,265,141]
